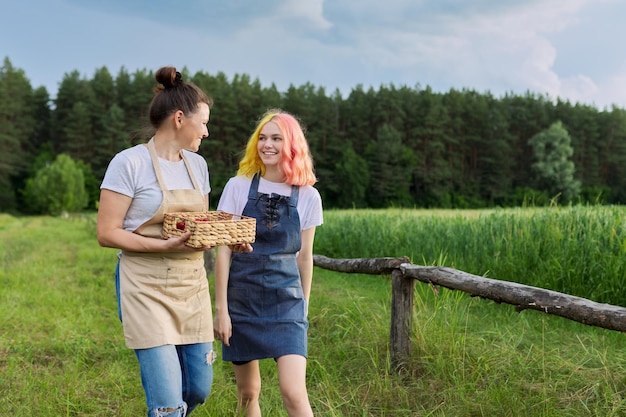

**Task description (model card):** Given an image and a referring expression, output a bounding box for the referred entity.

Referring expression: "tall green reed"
[314,206,626,305]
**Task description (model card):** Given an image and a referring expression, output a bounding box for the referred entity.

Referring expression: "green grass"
[1,209,626,416]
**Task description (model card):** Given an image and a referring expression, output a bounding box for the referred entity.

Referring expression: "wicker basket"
[162,211,256,248]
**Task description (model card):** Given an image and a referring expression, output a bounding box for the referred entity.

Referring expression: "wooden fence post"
[390,268,414,371]
[311,255,411,372]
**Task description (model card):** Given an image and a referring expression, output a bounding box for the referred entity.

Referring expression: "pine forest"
[2,56,626,214]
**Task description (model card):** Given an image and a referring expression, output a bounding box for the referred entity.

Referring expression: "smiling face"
[257,121,283,169]
[179,102,210,152]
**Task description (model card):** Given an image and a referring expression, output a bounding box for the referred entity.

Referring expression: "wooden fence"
[312,255,626,371]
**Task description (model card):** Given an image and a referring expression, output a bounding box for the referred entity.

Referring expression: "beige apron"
[119,138,213,349]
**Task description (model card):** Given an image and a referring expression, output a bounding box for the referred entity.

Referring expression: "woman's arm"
[213,245,233,345]
[297,227,317,303]
[96,189,201,252]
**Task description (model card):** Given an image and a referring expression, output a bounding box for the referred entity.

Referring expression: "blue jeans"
[135,343,215,416]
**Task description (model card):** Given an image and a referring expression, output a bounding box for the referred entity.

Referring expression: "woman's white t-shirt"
[217,175,323,231]
[100,144,211,232]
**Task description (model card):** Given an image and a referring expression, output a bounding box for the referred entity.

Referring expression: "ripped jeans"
[135,343,215,417]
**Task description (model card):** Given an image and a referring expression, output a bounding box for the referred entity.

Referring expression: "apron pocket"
[228,287,267,318]
[275,286,305,320]
[160,266,206,301]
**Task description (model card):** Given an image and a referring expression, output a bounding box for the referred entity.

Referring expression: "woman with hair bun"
[214,109,323,416]
[97,66,230,416]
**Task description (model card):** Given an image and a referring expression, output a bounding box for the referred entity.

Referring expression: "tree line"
[2,56,626,214]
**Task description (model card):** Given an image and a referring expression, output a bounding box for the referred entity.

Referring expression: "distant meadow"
[315,206,626,306]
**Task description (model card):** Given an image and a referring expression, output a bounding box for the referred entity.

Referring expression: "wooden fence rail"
[312,255,626,371]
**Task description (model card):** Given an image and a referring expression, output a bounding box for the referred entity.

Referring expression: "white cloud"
[586,65,626,109]
[281,0,332,30]
[559,75,599,105]
[341,0,601,102]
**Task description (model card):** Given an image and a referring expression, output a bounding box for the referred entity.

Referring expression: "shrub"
[22,153,88,215]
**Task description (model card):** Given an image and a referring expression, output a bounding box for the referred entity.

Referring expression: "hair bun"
[174,71,183,85]
[161,69,183,89]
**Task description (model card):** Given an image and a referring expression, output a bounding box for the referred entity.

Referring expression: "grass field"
[1,208,626,416]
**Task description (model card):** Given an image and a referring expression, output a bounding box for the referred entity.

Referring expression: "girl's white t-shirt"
[217,175,323,231]
[100,144,211,232]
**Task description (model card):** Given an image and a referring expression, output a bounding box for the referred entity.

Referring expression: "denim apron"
[223,174,308,361]
[117,138,213,349]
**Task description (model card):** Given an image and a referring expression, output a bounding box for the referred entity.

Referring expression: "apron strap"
[145,138,203,192]
[248,173,261,200]
[145,138,168,192]
[289,185,299,207]
[181,152,202,191]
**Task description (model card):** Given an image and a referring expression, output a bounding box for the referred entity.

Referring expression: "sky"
[2,0,626,110]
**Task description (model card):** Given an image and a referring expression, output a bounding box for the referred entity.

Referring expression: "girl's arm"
[297,227,317,304]
[213,245,233,345]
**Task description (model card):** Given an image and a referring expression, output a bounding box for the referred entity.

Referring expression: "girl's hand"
[229,243,253,253]
[213,312,232,346]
